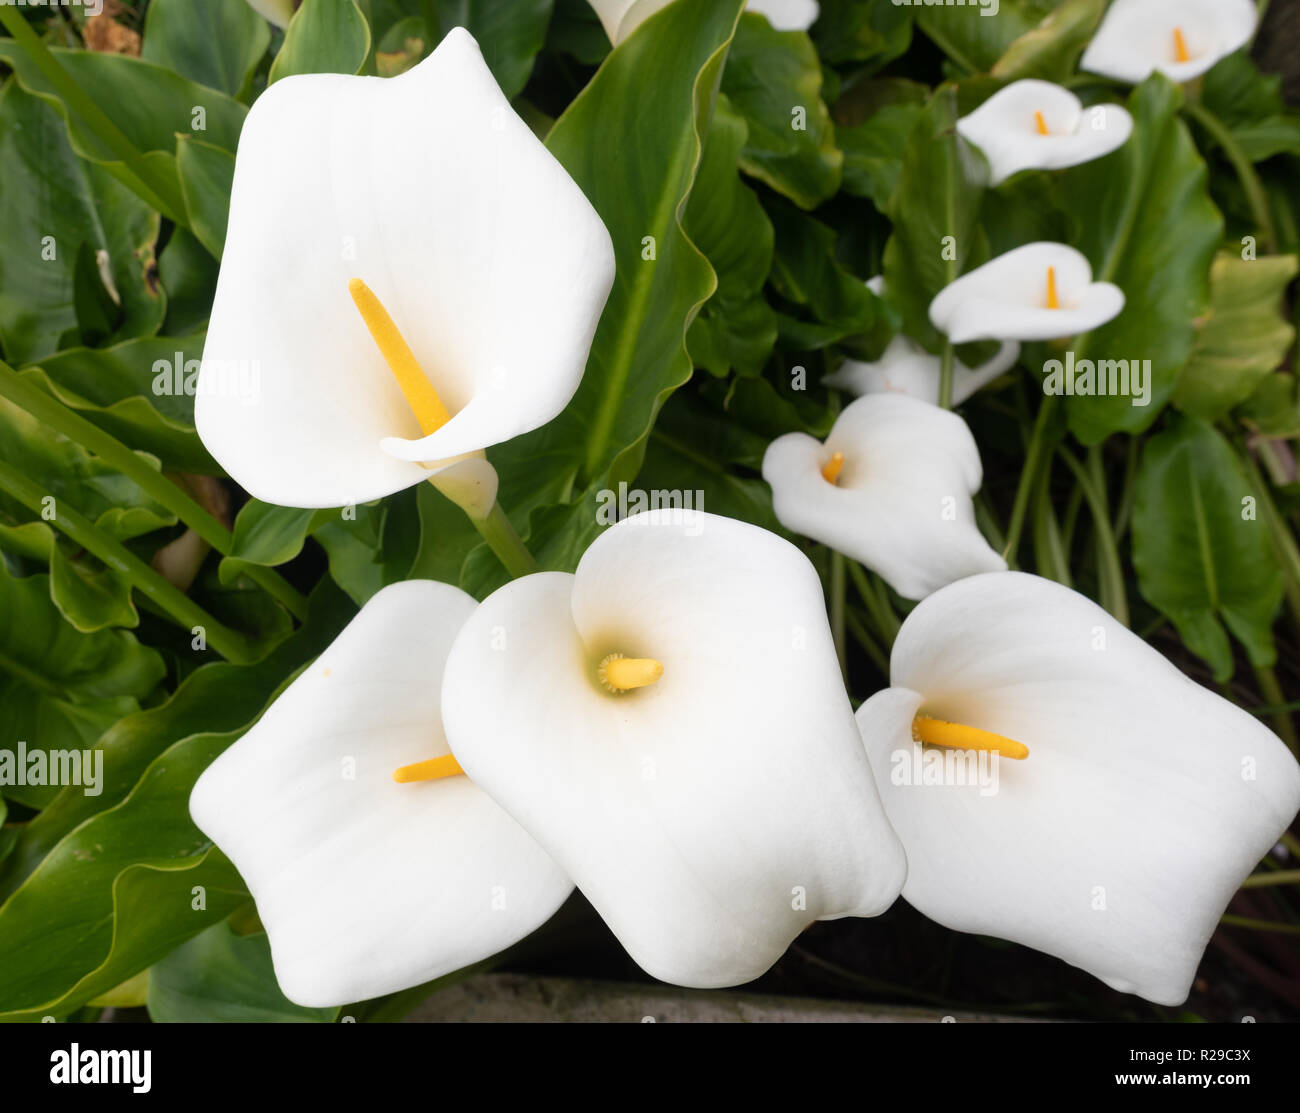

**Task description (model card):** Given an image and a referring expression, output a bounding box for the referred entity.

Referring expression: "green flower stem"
[0,6,186,221]
[829,549,847,681]
[1032,463,1071,587]
[1239,445,1300,632]
[1219,914,1300,936]
[937,341,955,411]
[1002,393,1059,566]
[1184,101,1278,255]
[0,361,309,621]
[1282,832,1300,859]
[845,609,889,677]
[1241,870,1300,889]
[847,561,899,646]
[1059,447,1130,627]
[1253,664,1299,755]
[469,502,539,580]
[0,457,256,664]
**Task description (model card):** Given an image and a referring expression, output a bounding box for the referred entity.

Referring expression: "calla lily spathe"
[440,510,906,988]
[929,242,1125,344]
[824,277,1019,407]
[855,572,1300,1005]
[189,580,572,1008]
[763,395,1006,601]
[956,80,1133,186]
[197,29,615,511]
[589,0,818,45]
[1081,0,1256,85]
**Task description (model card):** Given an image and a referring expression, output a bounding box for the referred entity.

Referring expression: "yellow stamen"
[913,714,1029,760]
[347,277,451,435]
[1173,26,1191,64]
[1034,109,1050,136]
[821,451,845,485]
[392,754,464,783]
[1045,266,1060,310]
[599,653,664,693]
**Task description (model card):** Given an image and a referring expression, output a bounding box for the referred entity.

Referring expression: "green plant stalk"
[0,361,309,620]
[0,458,255,664]
[830,549,847,681]
[1184,101,1278,254]
[0,5,186,221]
[1032,463,1071,587]
[1059,447,1130,627]
[1239,445,1300,632]
[847,561,900,646]
[1253,664,1299,755]
[1282,832,1300,859]
[1241,870,1300,888]
[469,502,539,580]
[1002,393,1058,566]
[937,341,955,411]
[1219,914,1300,935]
[845,609,889,675]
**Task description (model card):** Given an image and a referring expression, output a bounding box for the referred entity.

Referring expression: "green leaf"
[1058,76,1223,442]
[1132,417,1283,682]
[49,542,138,633]
[916,0,1056,74]
[838,101,926,213]
[159,227,221,336]
[0,561,163,811]
[812,0,913,68]
[0,82,165,364]
[488,0,745,516]
[1239,373,1300,438]
[219,499,330,584]
[434,0,554,100]
[1202,51,1300,162]
[0,584,356,1018]
[720,13,841,210]
[270,0,372,82]
[881,86,987,351]
[1174,253,1298,421]
[177,137,236,258]
[990,0,1105,82]
[148,921,336,1022]
[71,241,121,348]
[684,94,776,377]
[142,0,271,100]
[16,337,213,473]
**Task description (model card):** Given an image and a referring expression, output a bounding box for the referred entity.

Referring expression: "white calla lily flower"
[440,510,906,988]
[956,80,1133,186]
[763,395,1007,600]
[244,0,295,28]
[824,334,1020,408]
[589,0,817,45]
[855,572,1300,1005]
[1081,0,1256,85]
[929,242,1125,344]
[197,29,615,512]
[190,581,572,1008]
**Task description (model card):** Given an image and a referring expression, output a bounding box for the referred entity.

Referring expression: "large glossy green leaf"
[433,0,554,99]
[269,0,371,82]
[0,561,164,811]
[881,86,987,351]
[838,101,925,213]
[812,0,913,68]
[1132,417,1283,682]
[1202,52,1300,163]
[720,13,840,210]
[0,584,355,1018]
[148,921,336,1022]
[142,0,271,100]
[0,82,165,364]
[1174,253,1298,421]
[1058,76,1223,443]
[916,0,1056,74]
[485,0,746,523]
[684,94,775,377]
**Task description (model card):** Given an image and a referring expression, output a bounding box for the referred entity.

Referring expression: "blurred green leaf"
[812,0,912,68]
[916,0,1056,74]
[142,0,271,100]
[148,920,336,1021]
[721,13,841,210]
[434,0,554,100]
[270,0,371,82]
[1132,417,1282,681]
[991,0,1104,82]
[1174,253,1298,421]
[177,137,236,258]
[838,101,925,213]
[1059,76,1222,443]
